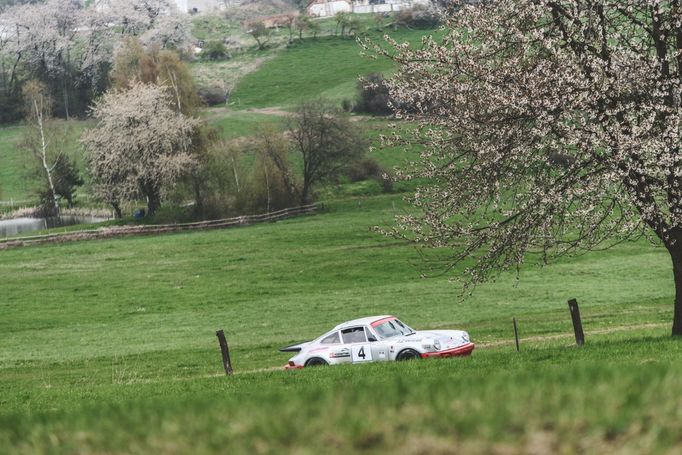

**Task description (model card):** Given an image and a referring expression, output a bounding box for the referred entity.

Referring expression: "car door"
[365,325,390,361]
[340,327,373,364]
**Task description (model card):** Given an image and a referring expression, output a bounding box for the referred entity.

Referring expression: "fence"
[0,203,319,250]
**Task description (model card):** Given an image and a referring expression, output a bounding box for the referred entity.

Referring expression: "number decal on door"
[351,344,373,363]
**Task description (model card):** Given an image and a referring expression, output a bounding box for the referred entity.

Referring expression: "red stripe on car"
[371,316,395,327]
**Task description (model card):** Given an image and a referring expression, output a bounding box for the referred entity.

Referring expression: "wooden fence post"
[567,299,585,346]
[513,317,520,352]
[216,329,234,375]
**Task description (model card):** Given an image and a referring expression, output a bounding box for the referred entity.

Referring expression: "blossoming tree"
[82,83,199,217]
[376,0,682,335]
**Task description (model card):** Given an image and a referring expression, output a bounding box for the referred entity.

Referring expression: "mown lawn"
[0,193,679,453]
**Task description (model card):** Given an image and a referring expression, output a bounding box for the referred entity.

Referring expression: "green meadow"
[1,194,679,453]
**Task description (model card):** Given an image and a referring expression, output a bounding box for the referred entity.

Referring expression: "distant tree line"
[0,0,192,123]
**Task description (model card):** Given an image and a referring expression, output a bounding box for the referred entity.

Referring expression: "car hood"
[400,330,470,349]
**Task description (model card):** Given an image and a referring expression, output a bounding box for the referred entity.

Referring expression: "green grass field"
[1,194,679,453]
[0,126,28,201]
[230,27,440,108]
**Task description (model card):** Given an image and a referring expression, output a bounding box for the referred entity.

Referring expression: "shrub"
[198,85,229,106]
[346,157,384,182]
[341,98,354,112]
[200,41,230,61]
[355,73,392,116]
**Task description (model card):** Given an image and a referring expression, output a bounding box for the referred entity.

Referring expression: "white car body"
[282,315,474,369]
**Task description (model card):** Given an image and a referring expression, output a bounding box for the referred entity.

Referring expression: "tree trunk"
[33,99,60,217]
[300,180,311,205]
[146,186,161,216]
[111,202,122,219]
[671,249,682,336]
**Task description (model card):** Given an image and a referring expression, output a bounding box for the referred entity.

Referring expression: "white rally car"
[281,315,474,369]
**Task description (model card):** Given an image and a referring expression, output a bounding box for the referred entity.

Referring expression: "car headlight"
[433,339,441,351]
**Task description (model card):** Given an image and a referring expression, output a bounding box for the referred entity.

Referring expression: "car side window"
[341,327,367,344]
[365,327,378,342]
[320,332,340,344]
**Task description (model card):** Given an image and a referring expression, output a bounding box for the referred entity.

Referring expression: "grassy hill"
[0,194,678,452]
[229,27,437,108]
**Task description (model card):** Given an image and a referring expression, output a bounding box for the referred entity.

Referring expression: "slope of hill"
[229,26,439,108]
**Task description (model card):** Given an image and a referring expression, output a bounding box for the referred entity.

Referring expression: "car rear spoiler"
[279,341,311,353]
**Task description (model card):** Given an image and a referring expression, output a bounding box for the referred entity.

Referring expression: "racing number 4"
[351,344,373,363]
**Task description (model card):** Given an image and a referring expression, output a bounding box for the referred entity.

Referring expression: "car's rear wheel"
[305,357,328,367]
[396,349,421,361]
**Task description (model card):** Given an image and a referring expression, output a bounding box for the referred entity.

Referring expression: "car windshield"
[372,318,414,339]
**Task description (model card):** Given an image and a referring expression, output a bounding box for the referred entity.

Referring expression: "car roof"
[332,315,395,330]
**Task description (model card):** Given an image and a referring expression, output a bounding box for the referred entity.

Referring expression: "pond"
[0,215,110,238]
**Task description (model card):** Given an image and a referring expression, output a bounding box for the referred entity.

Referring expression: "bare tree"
[288,99,366,204]
[282,13,297,44]
[82,83,200,216]
[372,0,682,335]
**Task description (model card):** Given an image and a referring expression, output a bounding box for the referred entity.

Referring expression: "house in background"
[306,0,430,17]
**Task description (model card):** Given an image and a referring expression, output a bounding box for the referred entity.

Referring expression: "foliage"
[249,127,300,212]
[355,72,392,116]
[51,153,83,208]
[0,0,191,122]
[81,83,201,217]
[111,39,203,116]
[375,0,682,334]
[198,85,229,106]
[248,21,272,50]
[395,4,442,29]
[288,99,367,203]
[199,40,231,61]
[334,12,361,37]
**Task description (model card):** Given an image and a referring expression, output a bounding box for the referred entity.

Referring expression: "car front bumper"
[420,342,475,359]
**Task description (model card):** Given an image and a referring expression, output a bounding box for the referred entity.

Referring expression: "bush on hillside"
[198,85,229,106]
[346,157,383,182]
[354,73,392,116]
[346,156,394,193]
[200,41,231,61]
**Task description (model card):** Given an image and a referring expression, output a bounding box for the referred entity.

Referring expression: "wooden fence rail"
[0,203,319,250]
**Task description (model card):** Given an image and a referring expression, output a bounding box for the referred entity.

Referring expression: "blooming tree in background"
[0,0,190,119]
[82,83,200,217]
[372,0,682,335]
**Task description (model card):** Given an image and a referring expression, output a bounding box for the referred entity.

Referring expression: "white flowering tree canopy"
[372,0,682,334]
[0,0,190,94]
[82,83,200,216]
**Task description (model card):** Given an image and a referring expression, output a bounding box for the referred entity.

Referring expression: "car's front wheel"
[396,349,421,361]
[305,357,328,367]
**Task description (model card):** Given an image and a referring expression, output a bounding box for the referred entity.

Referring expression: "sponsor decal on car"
[329,348,351,358]
[396,338,422,343]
